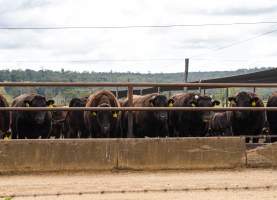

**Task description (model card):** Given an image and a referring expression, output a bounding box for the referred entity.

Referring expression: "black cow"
[122,93,174,138]
[228,91,265,143]
[64,97,88,138]
[11,94,54,139]
[207,111,233,136]
[0,94,10,139]
[49,105,67,138]
[169,93,220,137]
[266,92,277,142]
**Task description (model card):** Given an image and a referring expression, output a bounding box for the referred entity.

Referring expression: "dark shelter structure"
[112,68,277,98]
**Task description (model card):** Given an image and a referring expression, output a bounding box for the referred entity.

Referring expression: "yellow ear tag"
[48,105,54,108]
[26,103,30,107]
[4,132,11,140]
[192,103,196,107]
[113,113,118,118]
[168,102,173,107]
[92,112,97,116]
[251,101,256,107]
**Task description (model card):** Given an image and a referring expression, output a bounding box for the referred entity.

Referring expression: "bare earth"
[1,169,277,200]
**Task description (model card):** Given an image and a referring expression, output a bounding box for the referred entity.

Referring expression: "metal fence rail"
[1,82,277,87]
[1,107,277,111]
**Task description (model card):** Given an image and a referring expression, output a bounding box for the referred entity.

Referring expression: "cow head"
[24,96,54,124]
[69,98,86,107]
[228,91,259,119]
[187,94,220,122]
[91,102,118,137]
[149,95,174,122]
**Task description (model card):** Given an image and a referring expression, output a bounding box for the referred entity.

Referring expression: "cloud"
[0,0,276,73]
[203,5,277,16]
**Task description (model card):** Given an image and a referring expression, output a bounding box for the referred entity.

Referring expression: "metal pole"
[225,88,229,107]
[198,80,202,94]
[184,58,189,92]
[253,87,256,93]
[128,85,134,138]
[116,87,119,98]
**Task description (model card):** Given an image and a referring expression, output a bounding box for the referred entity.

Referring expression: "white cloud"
[0,0,276,72]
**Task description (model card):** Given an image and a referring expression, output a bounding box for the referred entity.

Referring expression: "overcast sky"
[0,0,277,73]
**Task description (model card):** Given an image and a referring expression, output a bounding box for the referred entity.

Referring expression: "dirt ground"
[1,169,277,200]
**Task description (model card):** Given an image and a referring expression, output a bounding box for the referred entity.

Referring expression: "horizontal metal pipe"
[1,82,277,88]
[0,107,277,111]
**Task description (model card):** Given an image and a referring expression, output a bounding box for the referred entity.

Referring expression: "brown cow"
[84,91,121,138]
[122,93,174,138]
[0,94,10,139]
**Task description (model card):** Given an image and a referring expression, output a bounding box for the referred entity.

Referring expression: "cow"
[49,105,67,138]
[0,94,10,139]
[228,91,265,143]
[122,93,174,138]
[207,111,233,136]
[64,97,88,138]
[11,94,54,139]
[266,92,277,142]
[169,93,220,137]
[84,91,121,138]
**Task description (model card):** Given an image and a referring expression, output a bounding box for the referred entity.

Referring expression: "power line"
[0,58,186,63]
[190,28,277,59]
[1,21,277,30]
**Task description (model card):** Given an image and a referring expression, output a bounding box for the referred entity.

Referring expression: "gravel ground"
[1,169,277,200]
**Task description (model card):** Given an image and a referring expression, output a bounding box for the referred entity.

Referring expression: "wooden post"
[184,58,189,92]
[128,85,134,138]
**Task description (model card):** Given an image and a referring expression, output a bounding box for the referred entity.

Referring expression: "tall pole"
[184,58,189,92]
[127,85,134,138]
[225,88,229,107]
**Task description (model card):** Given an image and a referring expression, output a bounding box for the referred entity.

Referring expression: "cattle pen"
[1,82,277,199]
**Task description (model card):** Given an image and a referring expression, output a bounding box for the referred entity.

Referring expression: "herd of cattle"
[0,90,277,141]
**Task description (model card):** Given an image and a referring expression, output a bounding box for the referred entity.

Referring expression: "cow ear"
[112,111,119,118]
[189,100,197,107]
[212,100,220,106]
[168,99,174,107]
[47,100,55,106]
[149,96,156,105]
[228,97,236,102]
[251,97,259,107]
[24,100,31,107]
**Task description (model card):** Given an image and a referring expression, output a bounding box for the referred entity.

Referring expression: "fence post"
[198,80,202,94]
[128,85,134,138]
[225,88,229,107]
[184,58,189,92]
